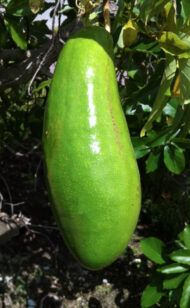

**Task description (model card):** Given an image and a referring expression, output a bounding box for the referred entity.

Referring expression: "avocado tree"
[1,0,189,168]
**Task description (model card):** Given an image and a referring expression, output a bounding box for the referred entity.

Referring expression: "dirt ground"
[0,143,150,308]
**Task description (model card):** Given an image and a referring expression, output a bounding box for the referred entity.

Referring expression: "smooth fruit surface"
[42,26,141,270]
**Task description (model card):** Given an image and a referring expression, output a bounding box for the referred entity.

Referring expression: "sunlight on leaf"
[140,54,176,136]
[162,2,176,32]
[169,249,190,265]
[157,264,189,274]
[33,80,52,93]
[158,31,190,57]
[5,17,27,50]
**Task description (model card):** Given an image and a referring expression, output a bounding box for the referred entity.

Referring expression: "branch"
[103,0,111,33]
[0,212,29,245]
[0,19,82,92]
[0,48,26,62]
[27,0,61,95]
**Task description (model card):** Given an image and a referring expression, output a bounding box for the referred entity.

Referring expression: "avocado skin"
[42,26,141,270]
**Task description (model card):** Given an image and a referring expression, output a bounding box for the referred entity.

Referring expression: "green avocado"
[42,26,141,270]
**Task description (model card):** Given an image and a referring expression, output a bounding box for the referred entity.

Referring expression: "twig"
[29,228,58,268]
[0,48,25,62]
[0,212,29,245]
[0,140,40,157]
[27,46,54,95]
[39,295,49,308]
[0,3,6,9]
[0,140,24,156]
[0,174,13,214]
[172,0,177,23]
[0,19,81,92]
[4,201,25,207]
[0,192,3,211]
[39,294,60,308]
[52,0,61,37]
[103,0,111,33]
[28,0,61,95]
[34,159,42,191]
[58,0,64,44]
[26,142,41,156]
[58,0,63,31]
[29,223,59,231]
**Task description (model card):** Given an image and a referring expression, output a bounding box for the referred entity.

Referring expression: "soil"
[0,142,150,308]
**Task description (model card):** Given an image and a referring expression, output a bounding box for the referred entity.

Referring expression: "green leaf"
[140,0,168,24]
[178,32,190,59]
[125,59,165,106]
[158,32,190,57]
[157,263,189,274]
[140,0,153,23]
[169,249,190,265]
[6,0,31,16]
[117,27,124,48]
[179,58,190,105]
[5,17,27,50]
[141,54,176,136]
[59,5,75,14]
[180,275,190,308]
[183,224,190,249]
[180,104,190,137]
[163,98,178,118]
[163,2,176,32]
[134,40,161,55]
[163,273,188,290]
[31,20,51,44]
[166,105,184,141]
[127,68,139,79]
[141,283,165,307]
[33,80,51,93]
[169,287,184,305]
[178,224,190,249]
[164,144,185,174]
[146,151,161,173]
[140,237,166,264]
[134,146,150,159]
[146,129,169,147]
[138,103,152,113]
[181,0,190,22]
[173,138,190,149]
[131,137,150,159]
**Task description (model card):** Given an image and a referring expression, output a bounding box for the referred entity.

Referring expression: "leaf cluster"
[112,0,190,175]
[140,224,190,308]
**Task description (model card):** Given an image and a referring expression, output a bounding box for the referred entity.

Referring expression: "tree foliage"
[1,0,189,174]
[0,1,190,306]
